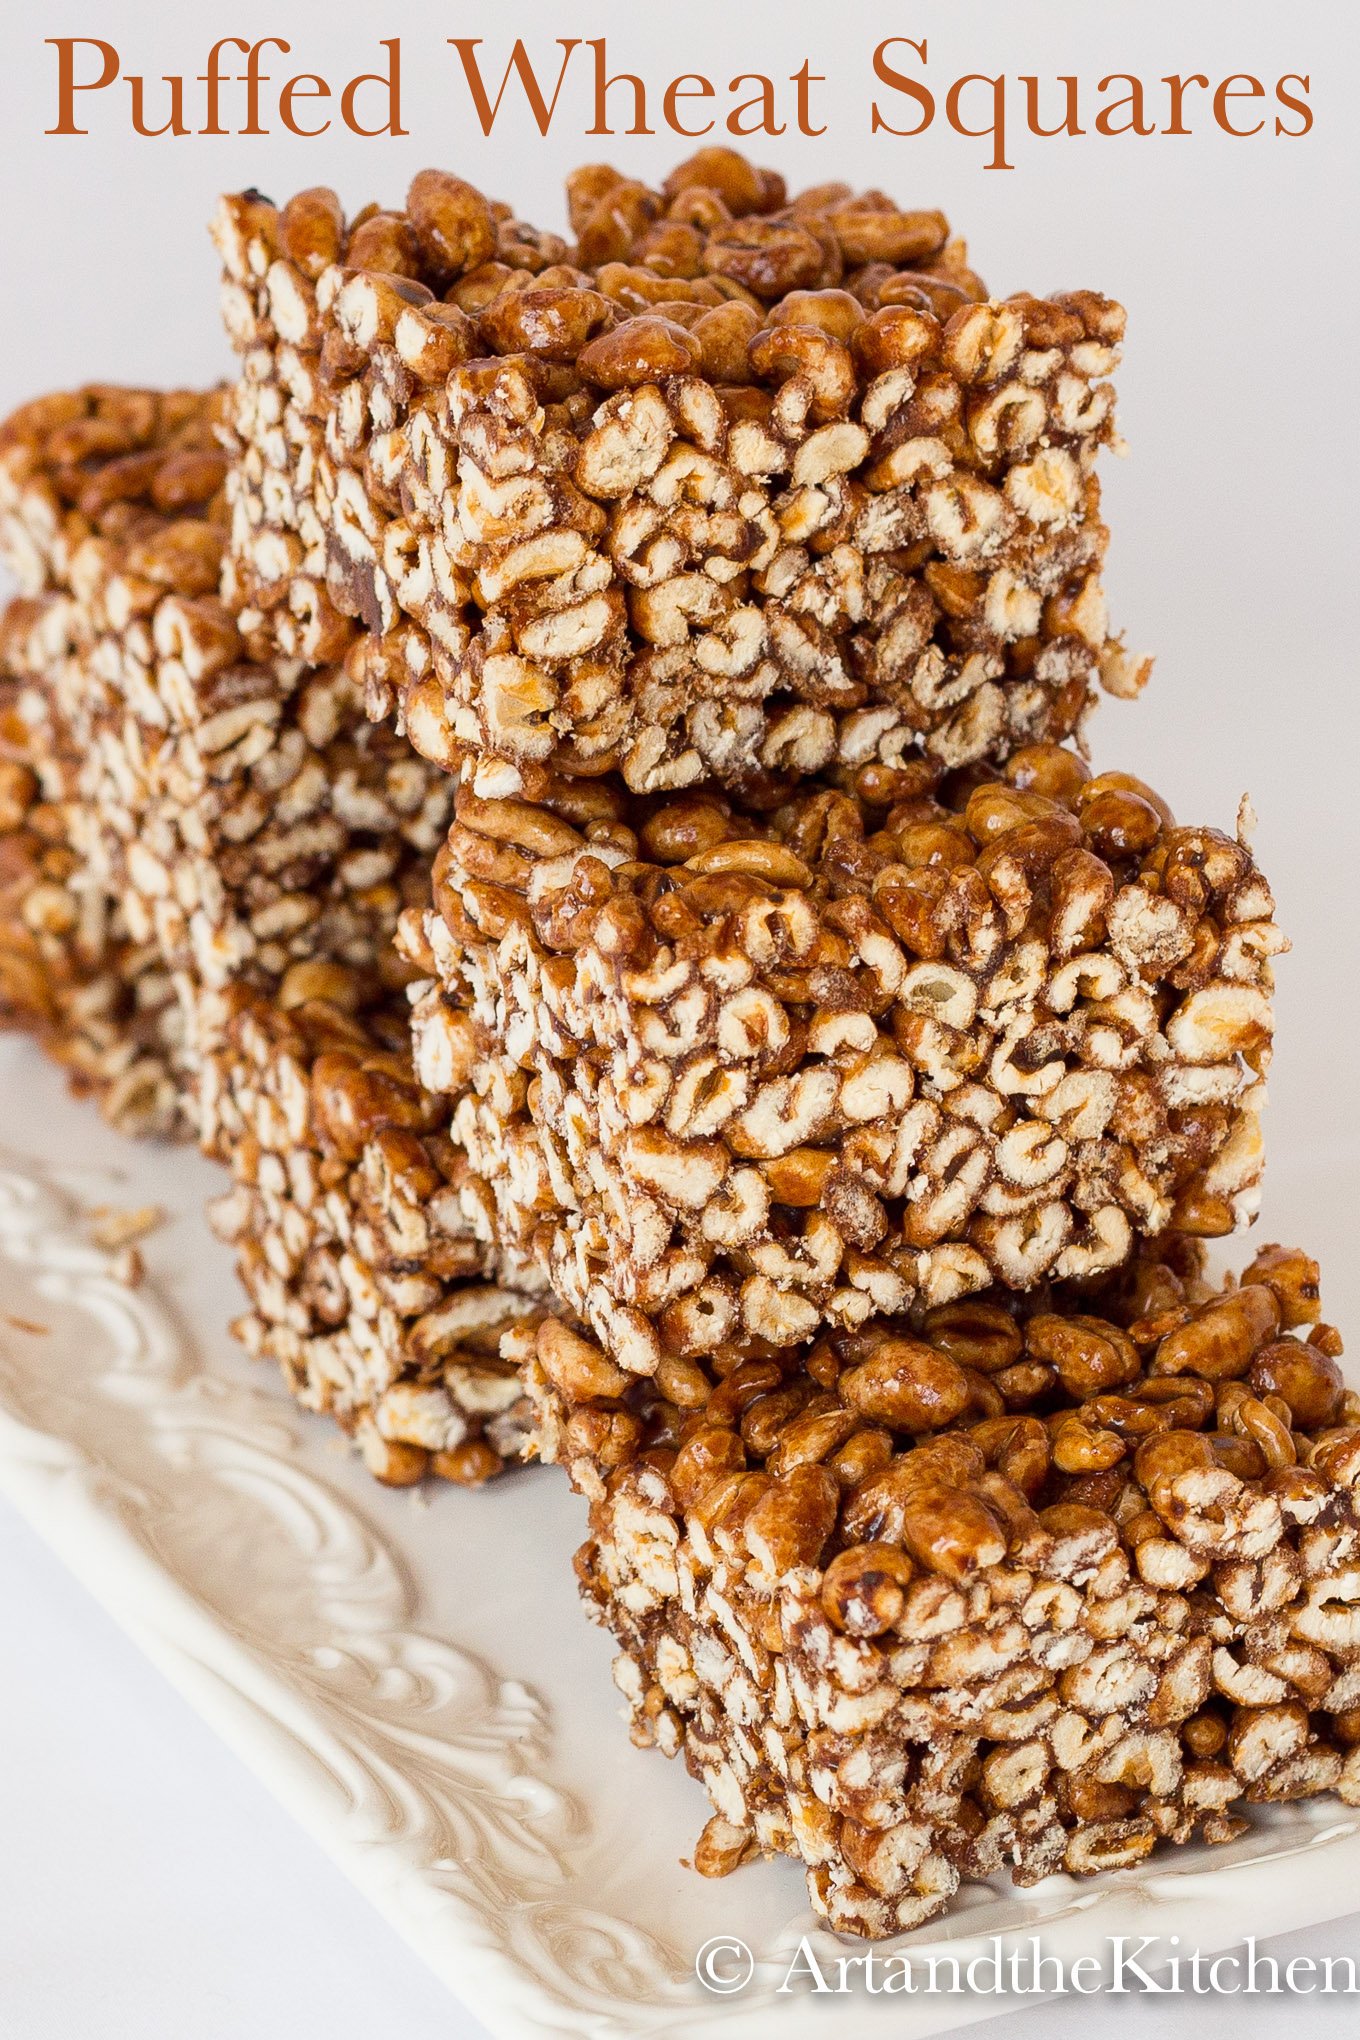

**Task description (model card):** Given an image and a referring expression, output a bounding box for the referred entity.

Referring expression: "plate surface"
[2,1033,1359,2040]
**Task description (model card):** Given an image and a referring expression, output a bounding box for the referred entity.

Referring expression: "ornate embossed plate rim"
[3,1103,1360,2039]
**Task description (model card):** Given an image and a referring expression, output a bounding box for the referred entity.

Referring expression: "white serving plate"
[3,1031,1360,2040]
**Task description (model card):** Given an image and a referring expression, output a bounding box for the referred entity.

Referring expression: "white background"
[1,1,1357,2034]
